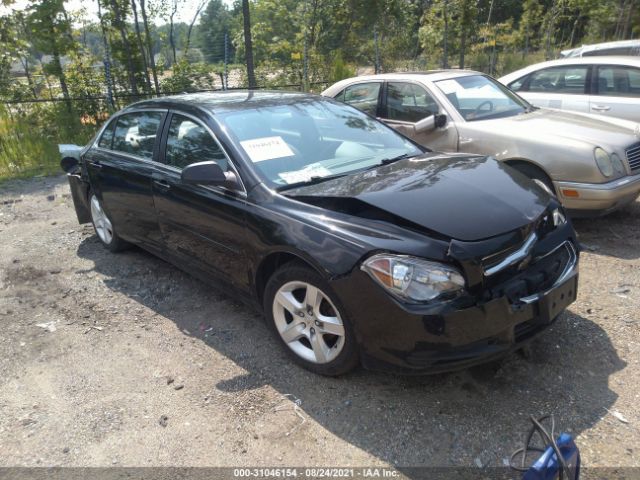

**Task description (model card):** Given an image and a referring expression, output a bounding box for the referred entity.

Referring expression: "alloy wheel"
[272,281,346,364]
[90,195,114,245]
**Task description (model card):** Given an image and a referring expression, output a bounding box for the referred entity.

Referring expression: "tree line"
[1,0,638,107]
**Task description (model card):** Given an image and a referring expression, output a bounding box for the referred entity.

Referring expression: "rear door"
[589,64,640,121]
[519,65,590,112]
[85,109,166,251]
[379,81,458,152]
[152,111,250,291]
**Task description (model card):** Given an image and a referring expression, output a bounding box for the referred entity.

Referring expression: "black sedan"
[61,91,579,376]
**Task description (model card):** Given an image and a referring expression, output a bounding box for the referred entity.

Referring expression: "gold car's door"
[378,81,458,152]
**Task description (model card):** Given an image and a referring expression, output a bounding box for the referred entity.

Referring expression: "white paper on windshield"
[240,136,294,163]
[279,166,331,185]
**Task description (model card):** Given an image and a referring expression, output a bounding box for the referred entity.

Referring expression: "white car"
[499,56,640,122]
[560,39,640,58]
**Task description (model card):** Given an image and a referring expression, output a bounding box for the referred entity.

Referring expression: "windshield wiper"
[364,153,413,171]
[277,173,349,191]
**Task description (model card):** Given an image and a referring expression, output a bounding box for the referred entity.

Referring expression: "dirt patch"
[0,175,638,470]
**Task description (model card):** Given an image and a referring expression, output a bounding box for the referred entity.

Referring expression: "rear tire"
[89,192,129,252]
[263,262,359,376]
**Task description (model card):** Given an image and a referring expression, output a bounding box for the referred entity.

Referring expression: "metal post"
[97,0,115,109]
[302,0,309,91]
[224,32,229,90]
[374,27,380,74]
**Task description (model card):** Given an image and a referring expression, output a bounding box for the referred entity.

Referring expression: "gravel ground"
[0,175,639,473]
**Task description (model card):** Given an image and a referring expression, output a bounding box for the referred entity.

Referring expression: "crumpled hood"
[284,153,551,242]
[488,108,639,147]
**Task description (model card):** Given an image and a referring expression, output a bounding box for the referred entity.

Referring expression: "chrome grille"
[626,142,640,172]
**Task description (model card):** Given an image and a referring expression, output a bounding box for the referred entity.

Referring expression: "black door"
[86,110,166,251]
[151,112,250,291]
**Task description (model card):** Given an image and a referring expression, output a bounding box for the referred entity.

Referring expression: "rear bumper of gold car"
[554,172,640,216]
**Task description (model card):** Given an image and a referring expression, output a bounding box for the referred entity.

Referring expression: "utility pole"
[374,27,380,74]
[242,0,257,89]
[224,32,229,90]
[442,0,449,68]
[97,0,115,109]
[302,0,309,91]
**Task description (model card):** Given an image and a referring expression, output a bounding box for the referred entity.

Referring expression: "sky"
[2,0,234,25]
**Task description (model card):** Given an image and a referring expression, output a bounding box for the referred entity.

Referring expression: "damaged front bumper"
[331,238,579,375]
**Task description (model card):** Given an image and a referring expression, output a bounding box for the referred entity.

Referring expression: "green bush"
[0,103,95,181]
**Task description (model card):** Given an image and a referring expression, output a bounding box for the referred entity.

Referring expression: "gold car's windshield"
[435,75,532,122]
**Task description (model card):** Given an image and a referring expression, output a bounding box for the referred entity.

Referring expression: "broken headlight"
[361,254,465,302]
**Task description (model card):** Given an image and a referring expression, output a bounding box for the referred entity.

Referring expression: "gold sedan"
[323,71,640,216]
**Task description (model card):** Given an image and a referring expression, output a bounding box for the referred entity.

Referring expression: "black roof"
[125,90,319,114]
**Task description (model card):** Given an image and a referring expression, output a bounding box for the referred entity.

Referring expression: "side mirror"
[181,161,239,188]
[60,156,79,173]
[435,113,448,128]
[414,113,447,133]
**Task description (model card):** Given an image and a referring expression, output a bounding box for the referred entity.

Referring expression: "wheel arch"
[254,249,328,305]
[503,158,556,193]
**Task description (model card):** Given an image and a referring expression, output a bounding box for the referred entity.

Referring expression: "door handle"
[87,160,102,169]
[592,105,611,111]
[153,179,171,191]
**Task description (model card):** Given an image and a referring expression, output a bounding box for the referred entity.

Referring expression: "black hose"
[509,414,574,479]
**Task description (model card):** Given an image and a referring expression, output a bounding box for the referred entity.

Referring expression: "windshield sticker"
[240,136,295,162]
[279,166,331,184]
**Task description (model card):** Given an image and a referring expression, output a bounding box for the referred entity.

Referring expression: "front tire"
[89,192,129,252]
[264,262,359,376]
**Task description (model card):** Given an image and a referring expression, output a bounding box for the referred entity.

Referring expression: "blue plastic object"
[522,433,581,480]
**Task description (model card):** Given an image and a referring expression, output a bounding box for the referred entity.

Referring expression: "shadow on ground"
[571,198,640,260]
[76,235,625,468]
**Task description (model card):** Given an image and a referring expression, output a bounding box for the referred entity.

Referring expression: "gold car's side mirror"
[414,113,447,133]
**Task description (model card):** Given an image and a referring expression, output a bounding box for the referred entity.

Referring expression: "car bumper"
[331,244,578,375]
[66,172,92,224]
[554,172,640,215]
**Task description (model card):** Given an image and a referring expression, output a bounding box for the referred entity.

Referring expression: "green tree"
[26,0,76,107]
[198,0,234,64]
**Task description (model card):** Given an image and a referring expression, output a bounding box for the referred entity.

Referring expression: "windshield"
[218,98,422,188]
[435,75,531,122]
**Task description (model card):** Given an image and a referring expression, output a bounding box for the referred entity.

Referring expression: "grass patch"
[0,104,96,181]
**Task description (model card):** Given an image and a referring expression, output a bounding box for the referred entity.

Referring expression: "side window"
[165,114,227,170]
[508,76,528,92]
[596,66,640,97]
[527,66,588,94]
[341,82,380,116]
[98,120,115,149]
[112,111,163,159]
[385,82,439,122]
[334,89,345,102]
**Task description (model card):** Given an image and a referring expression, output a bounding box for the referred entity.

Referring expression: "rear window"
[596,66,640,97]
